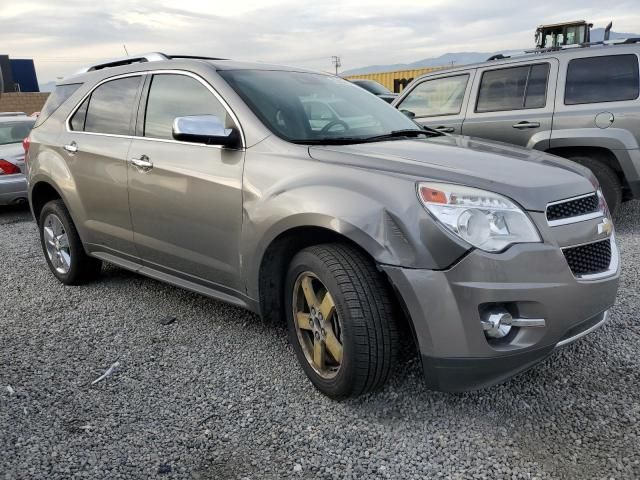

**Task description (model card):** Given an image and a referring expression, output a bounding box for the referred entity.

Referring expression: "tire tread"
[303,243,399,397]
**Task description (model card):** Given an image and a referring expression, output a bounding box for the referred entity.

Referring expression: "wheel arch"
[29,180,64,224]
[255,222,418,353]
[254,217,384,324]
[544,145,629,196]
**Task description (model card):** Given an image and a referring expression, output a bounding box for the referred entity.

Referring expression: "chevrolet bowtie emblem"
[597,218,613,236]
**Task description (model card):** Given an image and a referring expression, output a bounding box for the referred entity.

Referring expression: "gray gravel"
[1,202,639,480]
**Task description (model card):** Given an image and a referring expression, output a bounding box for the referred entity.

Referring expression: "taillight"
[0,160,21,175]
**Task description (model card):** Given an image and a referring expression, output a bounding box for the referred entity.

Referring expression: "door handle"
[512,121,541,129]
[433,126,455,133]
[130,155,153,170]
[63,142,78,153]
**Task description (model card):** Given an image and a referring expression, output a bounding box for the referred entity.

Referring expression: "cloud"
[2,0,639,82]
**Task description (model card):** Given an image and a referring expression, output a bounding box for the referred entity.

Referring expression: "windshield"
[352,80,393,95]
[0,120,35,146]
[219,70,421,143]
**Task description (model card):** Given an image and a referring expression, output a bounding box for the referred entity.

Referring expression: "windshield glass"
[0,120,35,146]
[219,70,420,143]
[353,80,392,95]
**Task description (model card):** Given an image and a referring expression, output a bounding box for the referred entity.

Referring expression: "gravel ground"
[1,202,639,480]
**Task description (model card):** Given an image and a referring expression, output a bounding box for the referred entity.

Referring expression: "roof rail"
[74,52,170,74]
[71,53,230,76]
[167,55,228,61]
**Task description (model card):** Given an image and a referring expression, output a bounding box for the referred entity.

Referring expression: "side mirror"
[400,109,416,119]
[172,115,240,147]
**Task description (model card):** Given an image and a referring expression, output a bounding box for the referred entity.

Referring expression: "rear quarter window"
[565,54,639,105]
[33,83,82,127]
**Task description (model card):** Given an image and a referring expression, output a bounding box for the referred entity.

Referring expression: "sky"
[2,0,640,83]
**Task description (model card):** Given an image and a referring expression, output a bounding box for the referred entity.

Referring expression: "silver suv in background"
[0,114,35,205]
[393,40,640,214]
[25,54,619,398]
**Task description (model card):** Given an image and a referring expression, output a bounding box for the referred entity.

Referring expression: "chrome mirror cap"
[172,115,239,147]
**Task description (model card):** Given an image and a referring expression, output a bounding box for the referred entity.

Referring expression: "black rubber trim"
[421,346,555,392]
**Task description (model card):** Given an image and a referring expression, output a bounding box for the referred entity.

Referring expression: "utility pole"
[331,56,341,75]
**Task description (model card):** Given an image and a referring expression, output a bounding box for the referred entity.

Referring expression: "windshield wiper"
[290,128,443,146]
[360,128,441,142]
[290,137,372,145]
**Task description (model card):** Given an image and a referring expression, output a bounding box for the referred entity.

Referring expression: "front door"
[61,75,143,260]
[127,72,245,292]
[461,59,559,149]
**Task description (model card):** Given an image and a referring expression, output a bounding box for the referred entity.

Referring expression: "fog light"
[481,310,546,340]
[481,311,513,339]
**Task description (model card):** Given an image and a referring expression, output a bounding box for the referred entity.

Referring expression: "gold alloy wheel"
[292,272,344,379]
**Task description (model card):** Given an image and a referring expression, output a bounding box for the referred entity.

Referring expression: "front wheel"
[285,244,399,399]
[38,200,102,285]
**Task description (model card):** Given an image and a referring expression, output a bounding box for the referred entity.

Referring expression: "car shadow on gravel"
[0,204,32,225]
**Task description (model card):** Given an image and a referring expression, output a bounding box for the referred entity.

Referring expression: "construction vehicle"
[534,20,613,50]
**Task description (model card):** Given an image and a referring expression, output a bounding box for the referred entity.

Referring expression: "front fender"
[241,145,470,299]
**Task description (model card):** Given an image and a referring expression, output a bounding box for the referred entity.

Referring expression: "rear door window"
[476,63,550,112]
[82,76,142,135]
[397,74,469,117]
[565,54,639,105]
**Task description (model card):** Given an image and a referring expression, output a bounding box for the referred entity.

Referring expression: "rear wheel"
[38,200,102,285]
[285,243,399,399]
[568,154,622,214]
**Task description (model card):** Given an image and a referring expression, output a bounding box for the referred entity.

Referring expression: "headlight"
[417,182,541,252]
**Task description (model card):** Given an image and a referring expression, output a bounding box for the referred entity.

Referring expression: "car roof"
[60,54,332,85]
[205,59,323,73]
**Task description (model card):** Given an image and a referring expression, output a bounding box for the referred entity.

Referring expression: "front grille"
[563,239,612,276]
[547,193,599,222]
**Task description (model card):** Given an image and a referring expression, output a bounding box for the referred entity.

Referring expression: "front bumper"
[382,241,620,392]
[0,174,28,205]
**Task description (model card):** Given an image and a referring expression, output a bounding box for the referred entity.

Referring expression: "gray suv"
[393,41,640,214]
[25,53,619,399]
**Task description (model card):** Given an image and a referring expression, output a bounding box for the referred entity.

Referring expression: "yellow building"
[344,67,447,93]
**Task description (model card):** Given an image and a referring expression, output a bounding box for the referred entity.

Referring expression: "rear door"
[393,70,475,135]
[461,59,559,149]
[127,72,245,292]
[60,74,143,260]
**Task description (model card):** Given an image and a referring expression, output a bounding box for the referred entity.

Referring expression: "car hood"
[308,135,595,211]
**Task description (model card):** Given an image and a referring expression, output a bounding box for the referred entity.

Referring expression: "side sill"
[91,251,257,312]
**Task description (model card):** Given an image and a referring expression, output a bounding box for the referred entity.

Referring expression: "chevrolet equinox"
[25,53,620,398]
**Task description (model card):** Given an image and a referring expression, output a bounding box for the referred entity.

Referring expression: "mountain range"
[341,28,640,76]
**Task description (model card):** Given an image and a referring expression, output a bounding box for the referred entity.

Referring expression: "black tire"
[568,154,622,214]
[38,199,102,285]
[285,243,399,399]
